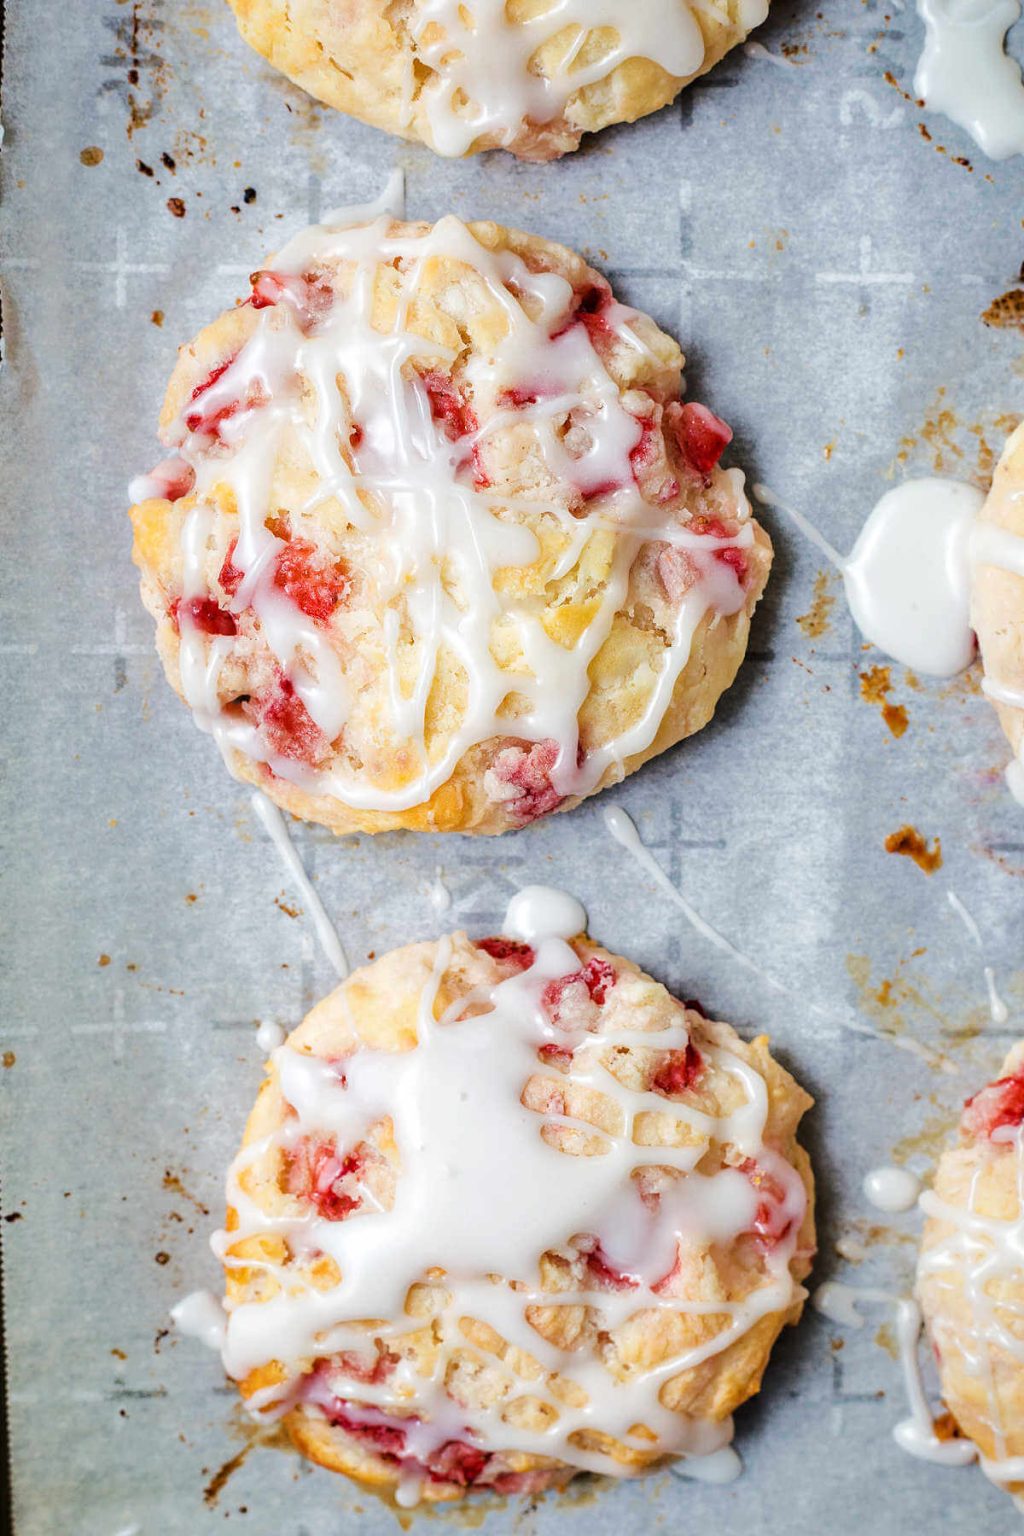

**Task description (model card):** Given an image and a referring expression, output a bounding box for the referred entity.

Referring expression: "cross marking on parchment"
[71,989,166,1063]
[72,606,152,659]
[816,235,914,287]
[76,226,170,310]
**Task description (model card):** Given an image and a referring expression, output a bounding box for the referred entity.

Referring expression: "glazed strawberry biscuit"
[971,420,1024,804]
[213,887,815,1502]
[224,0,771,160]
[129,211,771,835]
[917,1042,1024,1497]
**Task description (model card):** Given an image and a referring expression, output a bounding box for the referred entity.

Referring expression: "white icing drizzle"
[171,1289,228,1351]
[863,1166,922,1214]
[401,1,767,156]
[755,479,983,677]
[947,890,1010,1026]
[602,804,952,1070]
[915,0,1024,161]
[251,792,349,979]
[893,1296,978,1466]
[210,885,809,1483]
[256,1019,287,1053]
[913,1128,1024,1483]
[755,477,1024,798]
[812,1278,975,1466]
[425,867,452,916]
[147,205,754,822]
[812,1279,896,1329]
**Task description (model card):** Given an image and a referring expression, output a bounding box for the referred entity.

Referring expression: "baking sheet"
[2,1,1024,1531]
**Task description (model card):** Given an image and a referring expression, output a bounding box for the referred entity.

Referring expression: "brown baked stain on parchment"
[796,570,838,638]
[162,1169,210,1216]
[101,2,170,138]
[888,390,1022,486]
[859,664,909,738]
[884,825,943,874]
[203,1443,252,1506]
[846,951,986,1055]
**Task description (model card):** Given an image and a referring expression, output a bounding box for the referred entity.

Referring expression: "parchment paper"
[2,1,1024,1531]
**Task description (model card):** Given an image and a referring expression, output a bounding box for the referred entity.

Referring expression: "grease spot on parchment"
[797,570,837,638]
[859,665,908,738]
[884,825,943,874]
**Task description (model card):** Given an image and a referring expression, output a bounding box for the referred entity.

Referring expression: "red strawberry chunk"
[184,355,241,439]
[486,738,565,825]
[219,538,245,597]
[174,595,237,637]
[421,369,478,442]
[553,279,615,342]
[427,1441,489,1487]
[673,402,733,476]
[579,1237,640,1291]
[273,538,351,624]
[137,456,194,502]
[961,1071,1024,1142]
[651,1042,704,1098]
[691,515,749,586]
[286,1136,365,1222]
[542,955,617,1028]
[738,1158,794,1250]
[322,1399,409,1457]
[334,1348,398,1386]
[475,937,536,969]
[245,676,328,766]
[629,415,658,480]
[538,1042,574,1070]
[249,268,333,328]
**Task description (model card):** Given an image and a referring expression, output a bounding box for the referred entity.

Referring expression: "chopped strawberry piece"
[738,1158,794,1250]
[578,1237,640,1291]
[175,595,237,637]
[691,515,749,585]
[542,956,617,1027]
[428,1441,489,1487]
[629,415,658,478]
[273,538,350,624]
[322,1399,409,1457]
[245,676,328,766]
[673,402,733,476]
[498,384,543,409]
[286,1136,365,1222]
[334,1348,398,1386]
[581,955,615,1005]
[961,1071,1024,1141]
[538,1042,574,1070]
[421,369,478,442]
[134,456,194,502]
[475,937,536,969]
[553,279,615,343]
[651,1043,704,1098]
[218,538,245,597]
[184,355,241,439]
[656,544,697,604]
[249,268,333,328]
[484,738,565,825]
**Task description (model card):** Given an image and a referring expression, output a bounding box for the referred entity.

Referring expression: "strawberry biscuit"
[129,212,771,836]
[917,1042,1024,1498]
[971,420,1024,804]
[225,0,771,160]
[214,887,815,1502]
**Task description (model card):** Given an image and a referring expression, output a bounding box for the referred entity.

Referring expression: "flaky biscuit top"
[215,887,814,1496]
[130,211,769,834]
